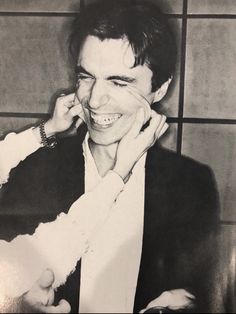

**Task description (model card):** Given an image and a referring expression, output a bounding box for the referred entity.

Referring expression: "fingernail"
[163,122,169,131]
[158,123,169,138]
[161,123,169,135]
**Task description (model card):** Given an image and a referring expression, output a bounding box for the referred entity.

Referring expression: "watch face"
[47,136,57,148]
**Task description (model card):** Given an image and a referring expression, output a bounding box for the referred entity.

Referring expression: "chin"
[89,130,122,146]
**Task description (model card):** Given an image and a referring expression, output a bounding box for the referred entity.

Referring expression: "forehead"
[77,35,152,79]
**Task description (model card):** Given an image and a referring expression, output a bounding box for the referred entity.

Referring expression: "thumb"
[69,104,86,122]
[58,299,71,313]
[38,269,55,290]
[75,118,84,129]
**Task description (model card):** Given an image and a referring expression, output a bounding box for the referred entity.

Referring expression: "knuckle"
[162,290,171,298]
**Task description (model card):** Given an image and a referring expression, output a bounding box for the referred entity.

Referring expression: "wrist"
[34,121,58,149]
[32,126,41,144]
[113,164,132,183]
[44,119,57,137]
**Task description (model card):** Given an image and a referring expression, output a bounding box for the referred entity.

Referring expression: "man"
[0,0,219,313]
[0,106,168,313]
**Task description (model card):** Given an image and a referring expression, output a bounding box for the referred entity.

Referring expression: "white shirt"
[0,129,41,186]
[79,134,146,313]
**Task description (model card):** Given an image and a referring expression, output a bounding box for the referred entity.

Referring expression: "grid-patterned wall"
[0,0,235,254]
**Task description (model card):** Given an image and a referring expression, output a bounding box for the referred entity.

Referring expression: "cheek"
[117,91,151,122]
[76,82,92,103]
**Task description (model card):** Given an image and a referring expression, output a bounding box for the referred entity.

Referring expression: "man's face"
[76,35,156,146]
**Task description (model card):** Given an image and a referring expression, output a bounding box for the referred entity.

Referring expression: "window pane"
[84,0,183,13]
[188,0,236,14]
[0,117,39,138]
[0,0,80,12]
[185,20,236,119]
[0,16,74,113]
[182,124,236,221]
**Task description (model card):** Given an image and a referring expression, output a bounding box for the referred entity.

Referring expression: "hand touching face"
[114,109,168,181]
[45,93,84,137]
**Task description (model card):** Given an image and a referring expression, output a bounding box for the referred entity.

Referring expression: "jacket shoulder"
[147,145,220,228]
[150,145,214,180]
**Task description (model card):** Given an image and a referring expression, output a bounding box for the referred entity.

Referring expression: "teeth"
[91,113,121,125]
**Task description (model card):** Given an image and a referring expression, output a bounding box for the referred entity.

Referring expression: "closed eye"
[112,81,128,87]
[77,74,94,81]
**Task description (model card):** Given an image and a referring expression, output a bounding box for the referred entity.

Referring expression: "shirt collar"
[82,132,147,181]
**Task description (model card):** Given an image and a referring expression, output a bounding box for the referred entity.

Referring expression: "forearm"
[0,171,124,298]
[0,129,41,186]
[0,120,57,187]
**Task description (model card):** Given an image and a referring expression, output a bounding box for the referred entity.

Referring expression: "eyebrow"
[107,75,136,83]
[76,65,136,83]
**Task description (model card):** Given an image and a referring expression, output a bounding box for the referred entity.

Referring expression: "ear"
[153,77,172,102]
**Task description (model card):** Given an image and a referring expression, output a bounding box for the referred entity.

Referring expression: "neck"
[89,139,118,177]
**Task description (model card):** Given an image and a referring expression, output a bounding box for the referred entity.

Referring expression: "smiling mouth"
[90,112,122,128]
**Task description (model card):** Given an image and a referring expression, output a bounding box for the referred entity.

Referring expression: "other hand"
[45,93,84,136]
[4,269,71,313]
[139,289,195,313]
[113,108,168,181]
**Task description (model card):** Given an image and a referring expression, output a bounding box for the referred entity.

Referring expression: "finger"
[68,104,83,118]
[58,299,71,313]
[125,108,145,138]
[39,299,71,313]
[184,291,196,300]
[145,297,168,310]
[70,106,86,122]
[46,288,55,306]
[57,93,76,109]
[139,308,164,314]
[138,112,163,144]
[146,113,166,144]
[157,122,169,139]
[75,118,84,129]
[38,269,55,290]
[154,116,167,140]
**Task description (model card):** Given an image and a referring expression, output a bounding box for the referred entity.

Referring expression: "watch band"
[39,121,57,149]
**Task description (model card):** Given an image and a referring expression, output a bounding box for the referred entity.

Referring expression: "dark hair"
[69,0,177,91]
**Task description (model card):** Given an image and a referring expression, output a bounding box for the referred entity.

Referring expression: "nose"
[88,80,111,110]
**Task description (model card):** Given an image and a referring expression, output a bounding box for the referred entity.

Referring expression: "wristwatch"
[39,121,57,149]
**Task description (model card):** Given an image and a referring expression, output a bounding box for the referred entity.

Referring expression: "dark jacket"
[0,129,220,313]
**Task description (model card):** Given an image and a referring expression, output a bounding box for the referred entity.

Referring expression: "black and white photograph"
[0,0,235,313]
